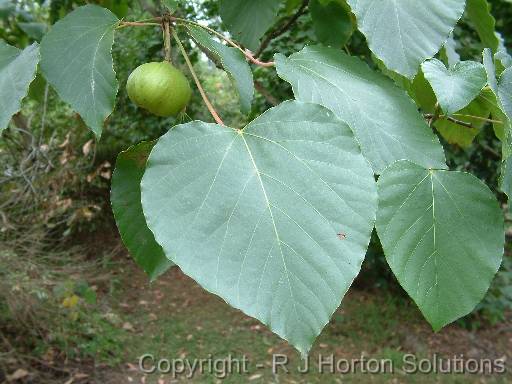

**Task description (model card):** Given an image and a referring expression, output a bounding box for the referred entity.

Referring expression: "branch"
[172,29,225,126]
[254,0,309,58]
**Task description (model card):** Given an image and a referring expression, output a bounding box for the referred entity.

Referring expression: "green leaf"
[111,141,174,282]
[465,0,499,52]
[440,34,460,68]
[422,59,487,115]
[219,0,280,51]
[275,46,447,174]
[18,22,47,41]
[141,101,377,355]
[310,0,354,47]
[162,0,182,13]
[187,25,254,114]
[346,0,466,78]
[376,160,504,331]
[434,89,492,148]
[40,5,119,138]
[498,67,512,122]
[0,41,39,133]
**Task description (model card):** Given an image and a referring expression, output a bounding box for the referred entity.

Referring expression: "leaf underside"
[40,5,119,138]
[376,160,504,331]
[141,101,377,355]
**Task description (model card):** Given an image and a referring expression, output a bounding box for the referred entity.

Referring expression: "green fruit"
[126,61,192,117]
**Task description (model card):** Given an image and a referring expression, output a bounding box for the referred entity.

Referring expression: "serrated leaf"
[0,41,39,133]
[219,0,280,51]
[275,45,447,174]
[187,25,254,114]
[141,101,377,355]
[422,59,487,115]
[111,142,174,281]
[434,90,492,148]
[466,0,499,52]
[310,0,354,47]
[376,160,504,331]
[347,0,466,78]
[40,5,119,138]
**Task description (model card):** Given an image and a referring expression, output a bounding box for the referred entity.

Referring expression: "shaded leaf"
[346,0,466,78]
[141,101,377,355]
[275,45,447,174]
[376,160,504,331]
[187,25,254,114]
[40,5,119,138]
[0,41,39,133]
[466,0,499,52]
[310,0,354,47]
[111,142,173,281]
[219,0,280,51]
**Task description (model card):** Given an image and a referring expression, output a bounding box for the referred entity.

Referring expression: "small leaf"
[0,41,39,133]
[162,0,182,13]
[40,5,119,138]
[440,34,460,68]
[111,141,174,281]
[346,0,466,78]
[219,0,280,51]
[310,0,354,47]
[376,160,504,331]
[187,25,254,114]
[275,45,447,174]
[141,101,377,355]
[422,59,487,115]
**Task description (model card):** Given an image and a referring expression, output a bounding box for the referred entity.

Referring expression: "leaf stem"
[452,113,503,125]
[172,29,225,126]
[171,17,275,67]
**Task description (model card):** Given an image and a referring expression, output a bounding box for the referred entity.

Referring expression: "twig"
[117,21,160,29]
[172,17,275,67]
[254,0,309,58]
[172,29,225,126]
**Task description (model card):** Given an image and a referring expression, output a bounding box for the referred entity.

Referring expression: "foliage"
[1,0,512,356]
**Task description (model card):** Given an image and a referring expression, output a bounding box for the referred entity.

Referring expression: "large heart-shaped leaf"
[111,142,174,281]
[376,160,504,331]
[219,0,280,51]
[186,25,254,114]
[346,0,466,78]
[422,59,487,115]
[141,101,377,354]
[0,42,39,133]
[40,5,119,138]
[275,46,447,174]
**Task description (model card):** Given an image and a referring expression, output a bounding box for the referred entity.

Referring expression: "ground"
[3,233,511,384]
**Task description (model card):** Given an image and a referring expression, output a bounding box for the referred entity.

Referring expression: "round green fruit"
[126,61,192,117]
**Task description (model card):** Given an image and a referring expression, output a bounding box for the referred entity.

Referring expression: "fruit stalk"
[172,29,225,126]
[163,19,172,62]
